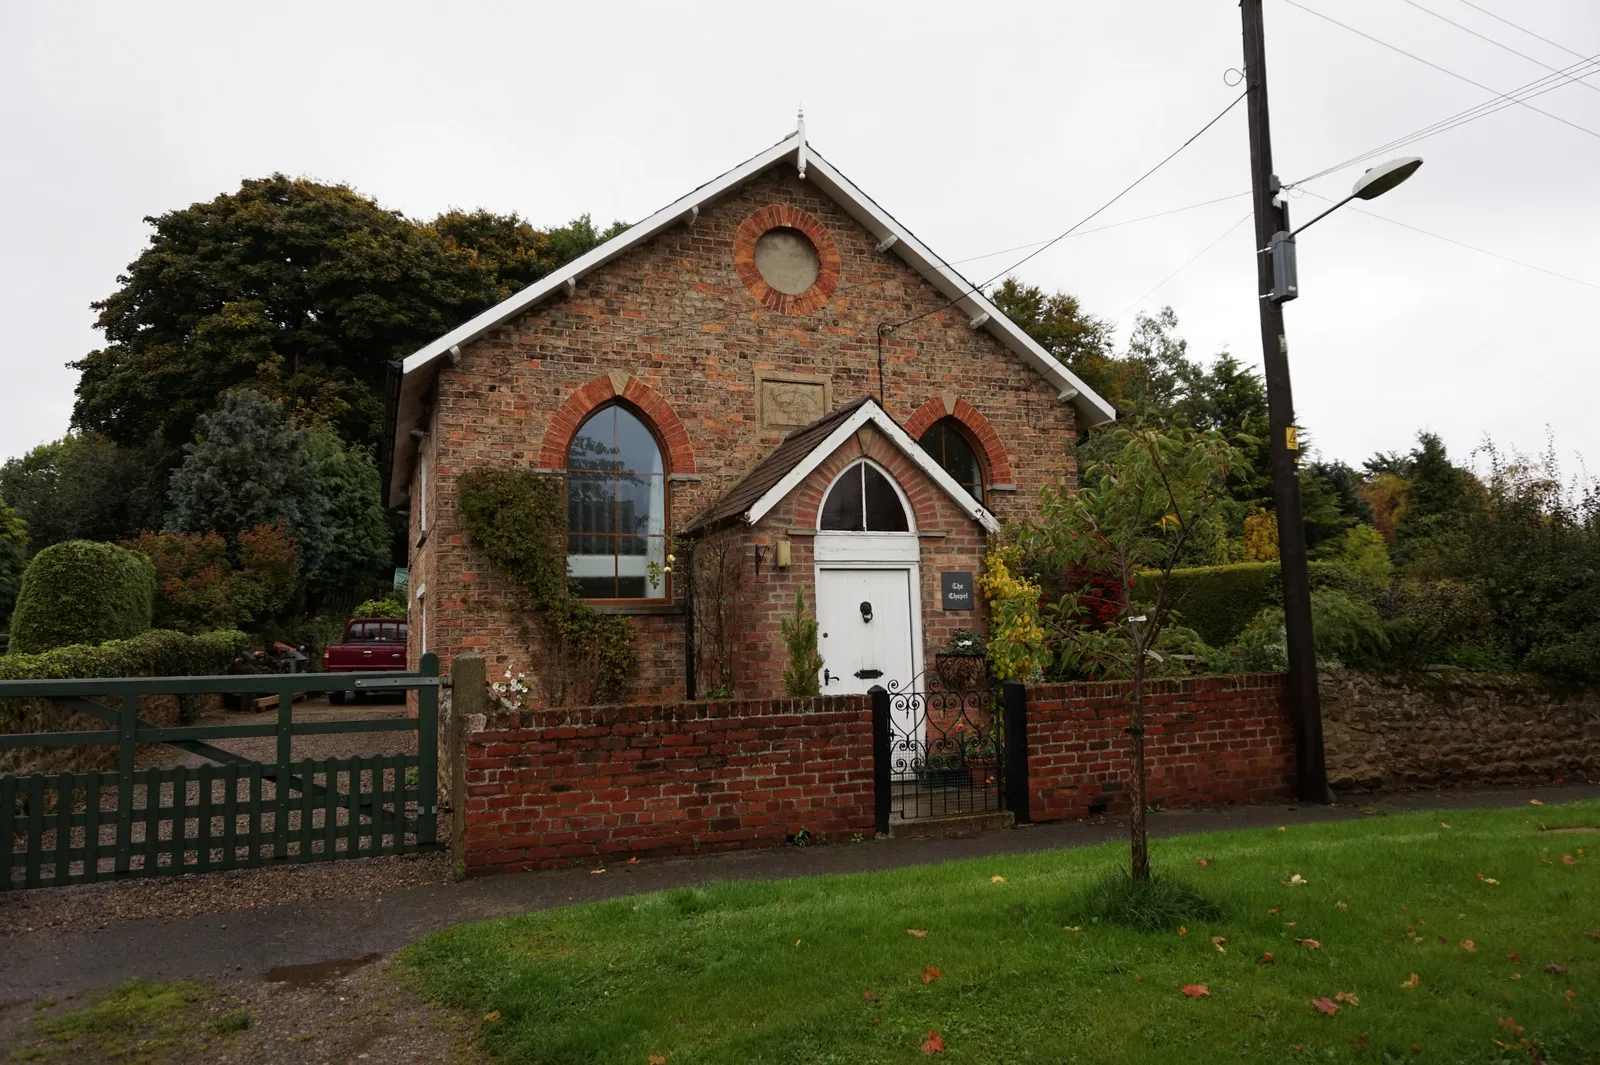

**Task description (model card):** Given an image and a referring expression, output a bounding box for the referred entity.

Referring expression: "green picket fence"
[0,654,440,891]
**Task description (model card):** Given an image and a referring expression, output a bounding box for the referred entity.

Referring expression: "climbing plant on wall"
[457,468,637,705]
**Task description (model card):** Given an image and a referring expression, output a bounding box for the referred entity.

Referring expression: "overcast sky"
[3,0,1597,475]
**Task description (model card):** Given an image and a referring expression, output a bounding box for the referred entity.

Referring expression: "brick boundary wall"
[460,695,876,875]
[1025,673,1295,821]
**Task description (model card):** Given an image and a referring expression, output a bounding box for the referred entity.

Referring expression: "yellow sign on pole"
[1285,426,1299,451]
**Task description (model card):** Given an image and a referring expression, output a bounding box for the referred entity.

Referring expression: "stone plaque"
[756,371,831,431]
[942,571,974,611]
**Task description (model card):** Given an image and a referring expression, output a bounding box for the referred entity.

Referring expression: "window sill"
[588,603,684,616]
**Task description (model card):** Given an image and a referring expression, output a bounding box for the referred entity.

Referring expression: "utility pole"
[1240,0,1330,803]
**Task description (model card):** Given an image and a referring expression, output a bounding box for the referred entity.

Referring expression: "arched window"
[918,419,985,504]
[566,402,667,601]
[820,461,910,532]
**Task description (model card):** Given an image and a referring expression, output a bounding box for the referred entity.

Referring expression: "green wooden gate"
[0,654,441,890]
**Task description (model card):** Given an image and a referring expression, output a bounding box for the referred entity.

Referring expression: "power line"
[1299,189,1600,291]
[1281,0,1600,142]
[882,90,1249,334]
[1288,52,1600,186]
[1112,211,1256,322]
[1403,0,1600,95]
[946,191,1253,266]
[1454,0,1592,62]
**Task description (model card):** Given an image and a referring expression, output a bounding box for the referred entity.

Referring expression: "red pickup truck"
[322,617,408,703]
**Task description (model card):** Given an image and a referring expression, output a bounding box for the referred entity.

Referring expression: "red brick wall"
[1025,674,1294,821]
[412,164,1078,697]
[460,695,876,874]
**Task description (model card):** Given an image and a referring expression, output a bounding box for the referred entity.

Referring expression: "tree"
[0,434,170,553]
[302,431,393,602]
[780,591,825,697]
[71,174,620,455]
[1014,424,1238,882]
[988,279,1118,401]
[0,493,28,621]
[1394,432,1472,562]
[167,391,328,576]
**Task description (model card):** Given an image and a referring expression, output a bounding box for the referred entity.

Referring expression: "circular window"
[734,205,841,314]
[753,227,820,296]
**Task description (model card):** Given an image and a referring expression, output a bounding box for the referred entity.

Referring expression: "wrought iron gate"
[870,674,1029,828]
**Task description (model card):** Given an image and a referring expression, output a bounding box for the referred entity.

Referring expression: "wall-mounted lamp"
[754,544,766,577]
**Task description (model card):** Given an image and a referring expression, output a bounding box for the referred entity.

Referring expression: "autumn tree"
[124,524,298,632]
[1015,424,1238,882]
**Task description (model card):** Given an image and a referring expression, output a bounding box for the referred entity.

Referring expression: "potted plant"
[934,629,989,690]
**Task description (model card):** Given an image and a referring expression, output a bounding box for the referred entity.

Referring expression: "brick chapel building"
[384,123,1114,705]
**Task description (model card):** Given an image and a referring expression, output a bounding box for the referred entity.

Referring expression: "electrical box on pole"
[1269,231,1298,302]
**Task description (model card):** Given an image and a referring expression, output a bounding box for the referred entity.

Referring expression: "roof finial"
[795,105,808,180]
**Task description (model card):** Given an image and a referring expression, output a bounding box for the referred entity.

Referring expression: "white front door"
[815,567,919,696]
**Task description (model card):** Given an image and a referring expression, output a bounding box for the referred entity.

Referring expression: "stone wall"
[1321,669,1600,791]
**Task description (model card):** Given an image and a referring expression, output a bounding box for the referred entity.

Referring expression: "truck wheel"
[329,689,346,705]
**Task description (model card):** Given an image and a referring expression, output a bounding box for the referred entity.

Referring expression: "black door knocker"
[859,600,873,623]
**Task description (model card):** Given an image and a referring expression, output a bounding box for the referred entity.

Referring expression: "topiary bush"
[0,628,247,682]
[8,540,157,654]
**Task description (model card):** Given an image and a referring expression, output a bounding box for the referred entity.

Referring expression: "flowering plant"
[490,668,533,711]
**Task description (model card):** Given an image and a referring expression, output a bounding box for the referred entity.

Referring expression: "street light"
[1269,157,1424,302]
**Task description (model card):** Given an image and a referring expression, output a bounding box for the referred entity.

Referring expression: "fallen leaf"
[1311,997,1339,1016]
[796,940,802,948]
[1566,989,1578,1004]
[1350,1035,1370,1051]
[1195,858,1212,867]
[1406,931,1423,944]
[1507,952,1521,961]
[921,1031,945,1055]
[484,1011,501,1022]
[1268,907,1280,915]
[990,875,1005,883]
[1212,935,1228,953]
[1586,932,1600,942]
[590,868,606,875]
[1285,921,1298,927]
[1259,952,1275,965]
[907,929,928,938]
[649,1057,667,1065]
[1178,926,1188,936]
[1545,962,1568,975]
[1402,973,1420,989]
[628,857,640,865]
[1561,854,1577,865]
[1295,938,1322,950]
[922,966,942,984]
[1440,822,1452,830]
[1181,984,1211,999]
[1336,901,1349,911]
[1530,799,1544,806]
[1497,1017,1524,1034]
[1476,873,1500,885]
[1461,939,1479,953]
[1335,991,1360,1006]
[1278,825,1287,832]
[1063,925,1082,933]
[862,988,880,1003]
[1438,936,1449,945]
[1282,874,1308,886]
[1412,1044,1421,1056]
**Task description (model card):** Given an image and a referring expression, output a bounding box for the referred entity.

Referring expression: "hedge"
[8,540,157,654]
[1134,563,1278,648]
[0,628,248,682]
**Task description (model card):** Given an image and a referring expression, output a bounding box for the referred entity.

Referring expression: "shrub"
[1209,588,1389,673]
[122,524,299,633]
[0,493,27,622]
[1134,562,1277,648]
[351,597,406,620]
[1379,577,1496,669]
[8,540,157,654]
[779,590,824,697]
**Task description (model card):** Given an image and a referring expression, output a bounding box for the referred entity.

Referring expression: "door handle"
[823,668,837,686]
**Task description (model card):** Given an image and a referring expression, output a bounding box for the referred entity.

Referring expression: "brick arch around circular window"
[733,205,841,315]
[538,372,697,474]
[904,395,1015,486]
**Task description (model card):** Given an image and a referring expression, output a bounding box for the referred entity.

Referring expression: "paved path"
[3,782,1595,999]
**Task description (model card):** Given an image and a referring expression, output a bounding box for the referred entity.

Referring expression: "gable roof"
[686,397,1003,535]
[384,129,1115,504]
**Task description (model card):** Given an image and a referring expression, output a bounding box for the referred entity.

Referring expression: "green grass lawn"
[406,803,1600,1064]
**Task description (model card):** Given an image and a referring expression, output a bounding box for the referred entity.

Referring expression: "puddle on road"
[263,952,382,988]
